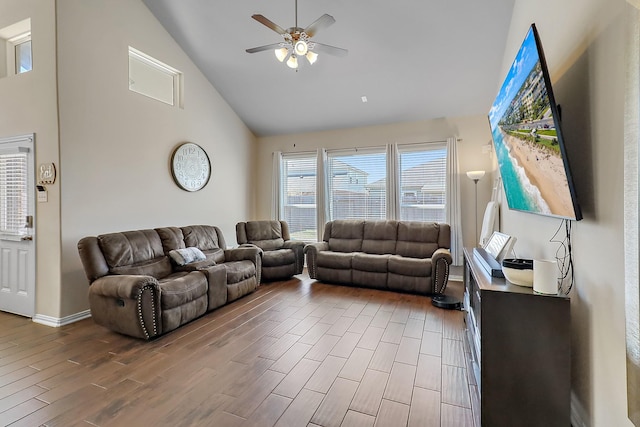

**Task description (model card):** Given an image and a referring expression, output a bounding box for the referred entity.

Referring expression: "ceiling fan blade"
[312,42,348,57]
[246,43,284,54]
[251,14,287,35]
[304,14,335,37]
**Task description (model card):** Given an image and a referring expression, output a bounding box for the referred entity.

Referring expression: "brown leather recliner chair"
[236,220,305,282]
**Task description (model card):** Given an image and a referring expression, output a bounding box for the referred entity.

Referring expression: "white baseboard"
[571,391,590,427]
[32,310,91,327]
[449,274,463,282]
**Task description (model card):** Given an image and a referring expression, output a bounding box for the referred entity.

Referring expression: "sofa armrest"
[432,248,453,294]
[225,246,263,284]
[303,242,329,279]
[283,241,306,274]
[88,275,161,339]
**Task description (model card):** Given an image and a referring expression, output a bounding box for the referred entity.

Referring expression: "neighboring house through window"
[280,152,317,241]
[277,142,450,241]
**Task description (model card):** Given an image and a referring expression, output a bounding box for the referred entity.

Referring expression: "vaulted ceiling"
[143,0,515,137]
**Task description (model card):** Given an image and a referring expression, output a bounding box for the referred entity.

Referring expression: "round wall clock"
[170,142,211,191]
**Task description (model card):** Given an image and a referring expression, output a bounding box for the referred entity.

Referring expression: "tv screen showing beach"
[488,24,581,220]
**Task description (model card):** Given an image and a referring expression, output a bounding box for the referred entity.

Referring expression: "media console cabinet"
[463,247,570,427]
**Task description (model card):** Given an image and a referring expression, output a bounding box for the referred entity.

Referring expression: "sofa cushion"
[158,271,208,309]
[182,225,224,251]
[98,229,165,268]
[262,248,296,267]
[352,253,389,273]
[224,260,256,284]
[326,220,365,253]
[156,227,186,253]
[110,257,173,279]
[247,220,282,240]
[388,255,432,277]
[203,248,226,264]
[250,238,285,251]
[317,251,353,269]
[395,222,441,259]
[362,221,398,255]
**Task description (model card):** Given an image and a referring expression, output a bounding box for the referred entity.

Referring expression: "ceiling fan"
[245,0,348,70]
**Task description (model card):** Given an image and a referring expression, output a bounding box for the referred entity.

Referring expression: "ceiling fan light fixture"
[286,54,298,69]
[274,47,289,62]
[294,40,308,56]
[306,51,318,65]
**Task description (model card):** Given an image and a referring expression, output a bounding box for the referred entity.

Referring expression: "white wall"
[56,0,256,317]
[0,0,62,319]
[500,0,627,425]
[256,115,494,250]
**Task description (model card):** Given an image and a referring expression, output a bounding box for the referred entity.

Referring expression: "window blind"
[0,152,28,235]
[281,152,317,241]
[327,149,387,221]
[397,143,447,222]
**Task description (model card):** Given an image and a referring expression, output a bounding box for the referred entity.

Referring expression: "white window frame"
[397,142,448,223]
[0,141,32,238]
[8,32,31,75]
[278,142,452,241]
[128,46,183,108]
[280,152,318,242]
[326,147,388,222]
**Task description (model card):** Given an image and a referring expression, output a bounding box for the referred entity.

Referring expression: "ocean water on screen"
[492,127,550,215]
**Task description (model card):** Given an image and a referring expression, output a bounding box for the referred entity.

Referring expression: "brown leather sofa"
[304,220,453,295]
[235,220,305,281]
[77,225,261,340]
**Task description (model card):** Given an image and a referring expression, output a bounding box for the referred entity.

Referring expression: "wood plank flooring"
[0,273,477,427]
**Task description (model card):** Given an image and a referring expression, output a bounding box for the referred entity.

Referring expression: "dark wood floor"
[0,273,479,427]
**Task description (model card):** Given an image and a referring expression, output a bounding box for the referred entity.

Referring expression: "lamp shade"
[286,54,298,69]
[306,51,318,64]
[274,48,289,62]
[466,170,486,181]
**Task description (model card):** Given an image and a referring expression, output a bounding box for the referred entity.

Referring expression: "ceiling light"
[306,51,318,65]
[286,54,298,69]
[274,48,288,62]
[361,96,368,103]
[294,40,308,56]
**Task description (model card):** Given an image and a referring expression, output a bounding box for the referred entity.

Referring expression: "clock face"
[171,143,211,191]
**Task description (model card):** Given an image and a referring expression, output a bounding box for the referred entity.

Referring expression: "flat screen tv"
[488,24,582,221]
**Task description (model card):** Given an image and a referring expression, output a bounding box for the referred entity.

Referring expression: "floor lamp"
[466,170,485,247]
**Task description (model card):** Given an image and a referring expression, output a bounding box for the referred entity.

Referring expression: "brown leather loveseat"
[77,225,261,340]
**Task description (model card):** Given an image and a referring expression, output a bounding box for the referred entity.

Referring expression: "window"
[12,35,31,74]
[281,153,317,241]
[398,143,447,222]
[327,149,387,220]
[0,18,32,78]
[0,150,28,236]
[277,142,451,241]
[128,47,183,107]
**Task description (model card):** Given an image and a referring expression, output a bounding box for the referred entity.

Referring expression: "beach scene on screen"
[488,27,575,218]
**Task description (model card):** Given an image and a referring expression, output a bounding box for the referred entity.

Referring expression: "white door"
[0,134,35,317]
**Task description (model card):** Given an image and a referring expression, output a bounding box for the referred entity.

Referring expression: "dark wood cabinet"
[463,247,571,427]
